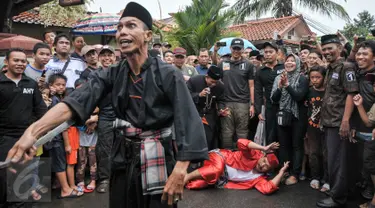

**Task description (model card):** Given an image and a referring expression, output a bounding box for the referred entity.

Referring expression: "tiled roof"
[12,8,76,28]
[228,15,313,41]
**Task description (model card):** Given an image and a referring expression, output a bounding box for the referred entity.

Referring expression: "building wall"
[281,22,310,42]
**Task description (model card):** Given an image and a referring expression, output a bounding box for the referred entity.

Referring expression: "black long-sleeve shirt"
[63,56,208,162]
[0,72,47,138]
[254,63,284,115]
[186,75,225,115]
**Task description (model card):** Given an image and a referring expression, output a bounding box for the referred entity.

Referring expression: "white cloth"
[226,165,263,182]
[46,57,86,88]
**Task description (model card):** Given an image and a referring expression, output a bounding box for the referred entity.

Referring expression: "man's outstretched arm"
[7,103,73,163]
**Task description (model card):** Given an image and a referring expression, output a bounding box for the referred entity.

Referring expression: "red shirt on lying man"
[184,139,289,195]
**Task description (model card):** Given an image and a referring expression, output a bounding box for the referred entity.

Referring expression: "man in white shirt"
[46,34,86,94]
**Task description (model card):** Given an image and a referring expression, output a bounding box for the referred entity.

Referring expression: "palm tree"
[170,0,237,55]
[232,0,350,23]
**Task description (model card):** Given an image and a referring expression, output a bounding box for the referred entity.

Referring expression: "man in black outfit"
[0,48,47,207]
[255,42,284,145]
[5,2,208,208]
[187,65,225,150]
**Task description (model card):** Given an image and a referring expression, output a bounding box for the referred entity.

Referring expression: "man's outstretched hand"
[162,161,189,205]
[280,161,290,173]
[6,131,37,164]
[264,142,280,153]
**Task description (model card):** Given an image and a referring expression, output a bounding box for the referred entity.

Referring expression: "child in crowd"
[64,123,81,193]
[75,79,98,193]
[48,74,84,198]
[305,66,329,192]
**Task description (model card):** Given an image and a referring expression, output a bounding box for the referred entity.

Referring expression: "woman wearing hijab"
[271,54,309,185]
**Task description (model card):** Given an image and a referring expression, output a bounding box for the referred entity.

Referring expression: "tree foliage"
[342,11,375,41]
[39,0,93,27]
[232,0,350,23]
[170,0,236,55]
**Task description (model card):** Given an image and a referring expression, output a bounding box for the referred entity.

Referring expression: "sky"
[88,0,375,35]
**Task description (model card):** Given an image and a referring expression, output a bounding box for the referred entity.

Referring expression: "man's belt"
[113,118,171,196]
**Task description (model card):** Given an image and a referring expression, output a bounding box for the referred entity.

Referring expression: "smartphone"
[41,70,46,77]
[216,42,227,47]
[365,73,375,82]
[358,37,366,44]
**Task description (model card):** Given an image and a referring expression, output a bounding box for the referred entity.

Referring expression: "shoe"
[362,185,374,200]
[316,197,344,208]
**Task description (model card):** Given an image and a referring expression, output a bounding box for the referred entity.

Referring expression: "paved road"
[35,181,366,208]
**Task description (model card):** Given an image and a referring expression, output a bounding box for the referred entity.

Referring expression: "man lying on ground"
[184,139,289,195]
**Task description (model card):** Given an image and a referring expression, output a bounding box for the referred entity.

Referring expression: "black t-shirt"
[125,70,144,126]
[219,59,255,103]
[307,87,325,130]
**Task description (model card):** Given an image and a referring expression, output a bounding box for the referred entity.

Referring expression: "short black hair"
[53,33,70,46]
[309,50,323,60]
[33,43,51,54]
[74,78,86,88]
[163,50,173,56]
[42,31,55,40]
[358,40,375,55]
[309,65,327,77]
[5,48,26,60]
[48,74,67,85]
[72,35,83,42]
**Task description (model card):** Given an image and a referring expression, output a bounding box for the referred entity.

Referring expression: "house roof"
[228,15,313,41]
[0,35,42,50]
[12,8,76,28]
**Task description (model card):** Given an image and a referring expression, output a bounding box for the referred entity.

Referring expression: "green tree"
[232,0,350,23]
[170,0,237,55]
[39,0,93,27]
[342,11,375,41]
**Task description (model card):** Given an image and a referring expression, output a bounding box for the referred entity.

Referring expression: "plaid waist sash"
[114,119,171,196]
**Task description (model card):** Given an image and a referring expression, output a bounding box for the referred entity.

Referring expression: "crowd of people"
[1,2,375,208]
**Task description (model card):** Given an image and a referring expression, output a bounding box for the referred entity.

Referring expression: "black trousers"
[364,140,375,175]
[0,136,22,208]
[109,131,176,208]
[325,127,357,205]
[96,120,115,182]
[277,118,304,177]
[203,113,219,150]
[265,105,278,145]
[306,127,328,181]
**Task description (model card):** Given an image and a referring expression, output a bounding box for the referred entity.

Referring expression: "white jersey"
[46,56,86,88]
[226,165,263,182]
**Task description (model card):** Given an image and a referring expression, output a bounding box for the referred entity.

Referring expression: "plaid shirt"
[116,119,171,196]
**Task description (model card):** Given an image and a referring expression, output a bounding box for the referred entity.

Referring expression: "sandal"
[57,189,83,199]
[320,183,330,193]
[285,176,298,186]
[84,185,95,193]
[35,184,48,194]
[30,190,41,201]
[96,180,109,193]
[310,179,320,190]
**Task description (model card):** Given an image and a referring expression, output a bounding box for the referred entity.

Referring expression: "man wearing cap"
[242,47,253,60]
[218,38,256,149]
[162,42,172,53]
[173,47,199,80]
[255,41,284,145]
[185,139,289,195]
[153,42,162,50]
[6,2,208,208]
[186,65,225,150]
[80,45,99,80]
[98,45,116,69]
[317,34,359,208]
[96,45,116,193]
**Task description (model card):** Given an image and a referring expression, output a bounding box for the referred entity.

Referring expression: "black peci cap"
[249,50,260,57]
[207,65,223,80]
[321,34,341,46]
[120,2,152,30]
